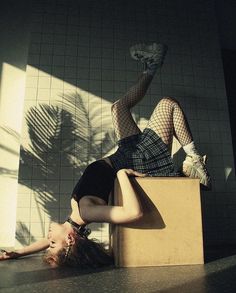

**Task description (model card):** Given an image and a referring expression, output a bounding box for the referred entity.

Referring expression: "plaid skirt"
[109,128,180,176]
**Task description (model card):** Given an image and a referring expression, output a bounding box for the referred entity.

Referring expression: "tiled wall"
[0,1,31,248]
[16,0,236,249]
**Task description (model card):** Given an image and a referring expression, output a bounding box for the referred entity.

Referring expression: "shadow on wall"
[16,93,116,245]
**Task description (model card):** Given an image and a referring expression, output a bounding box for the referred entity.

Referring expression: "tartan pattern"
[109,128,180,176]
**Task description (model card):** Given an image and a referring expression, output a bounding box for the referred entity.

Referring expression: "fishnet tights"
[147,97,193,147]
[112,73,153,140]
[111,73,193,148]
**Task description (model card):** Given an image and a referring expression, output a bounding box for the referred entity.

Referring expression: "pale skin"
[0,167,145,261]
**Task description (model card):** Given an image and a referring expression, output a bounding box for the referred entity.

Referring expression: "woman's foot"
[130,43,168,68]
[182,154,212,190]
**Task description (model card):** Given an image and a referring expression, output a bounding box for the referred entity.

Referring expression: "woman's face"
[47,222,68,255]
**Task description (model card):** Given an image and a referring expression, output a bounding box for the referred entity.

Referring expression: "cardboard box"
[111,177,204,267]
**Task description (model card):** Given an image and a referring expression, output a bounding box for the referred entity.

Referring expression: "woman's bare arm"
[0,238,50,260]
[79,169,144,224]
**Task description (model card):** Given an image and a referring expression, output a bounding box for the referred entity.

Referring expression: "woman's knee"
[161,96,178,103]
[111,100,120,114]
[158,96,179,107]
[111,100,126,115]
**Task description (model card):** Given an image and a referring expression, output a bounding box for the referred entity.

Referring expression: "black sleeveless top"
[71,160,116,204]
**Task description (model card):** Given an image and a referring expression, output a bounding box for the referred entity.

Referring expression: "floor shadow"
[0,257,115,289]
[2,255,236,292]
[204,244,236,263]
[161,261,236,293]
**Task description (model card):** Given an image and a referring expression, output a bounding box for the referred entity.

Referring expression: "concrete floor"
[1,249,236,293]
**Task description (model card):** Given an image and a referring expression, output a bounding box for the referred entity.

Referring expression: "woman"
[0,43,211,267]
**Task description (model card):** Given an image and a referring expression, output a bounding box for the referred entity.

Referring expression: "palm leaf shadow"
[15,222,36,246]
[62,92,116,159]
[17,93,115,244]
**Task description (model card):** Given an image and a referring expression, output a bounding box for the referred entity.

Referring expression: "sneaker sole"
[130,43,168,63]
[182,163,212,190]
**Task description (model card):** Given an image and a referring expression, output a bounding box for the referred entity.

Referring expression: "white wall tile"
[16,208,31,222]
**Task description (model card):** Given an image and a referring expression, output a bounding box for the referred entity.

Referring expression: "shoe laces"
[188,154,209,174]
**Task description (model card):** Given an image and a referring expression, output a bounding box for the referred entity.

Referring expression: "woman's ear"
[65,233,76,245]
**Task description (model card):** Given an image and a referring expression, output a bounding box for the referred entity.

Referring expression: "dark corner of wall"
[221,49,236,169]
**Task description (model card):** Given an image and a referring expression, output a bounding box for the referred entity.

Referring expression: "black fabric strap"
[66,217,91,238]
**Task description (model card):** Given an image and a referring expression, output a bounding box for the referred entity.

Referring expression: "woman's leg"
[146,97,211,189]
[111,73,153,141]
[146,97,193,149]
[111,42,168,141]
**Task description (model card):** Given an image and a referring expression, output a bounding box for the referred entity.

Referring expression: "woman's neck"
[70,198,87,225]
[70,211,86,225]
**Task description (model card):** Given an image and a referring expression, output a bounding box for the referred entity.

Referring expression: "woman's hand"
[0,239,49,261]
[118,168,147,177]
[0,250,20,260]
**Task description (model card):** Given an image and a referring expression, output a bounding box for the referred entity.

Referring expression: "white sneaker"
[130,43,168,66]
[182,154,212,190]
